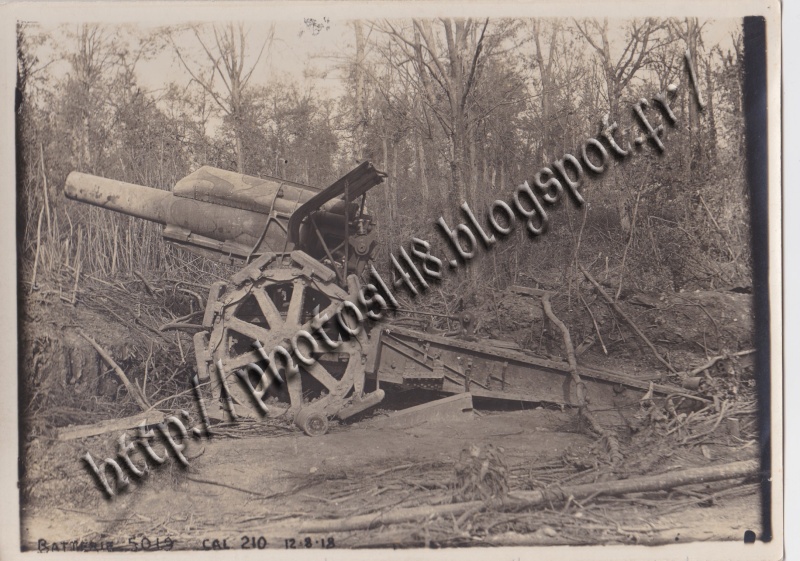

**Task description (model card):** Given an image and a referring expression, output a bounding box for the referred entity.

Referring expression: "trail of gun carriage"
[17,19,760,549]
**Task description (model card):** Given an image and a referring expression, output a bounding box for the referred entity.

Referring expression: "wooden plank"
[56,412,158,441]
[369,393,473,429]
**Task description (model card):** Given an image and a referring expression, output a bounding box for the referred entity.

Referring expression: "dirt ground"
[18,280,762,551]
[21,405,760,551]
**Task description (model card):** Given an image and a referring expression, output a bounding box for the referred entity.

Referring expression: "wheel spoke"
[222,349,262,372]
[253,288,283,327]
[206,265,371,424]
[226,316,273,345]
[285,279,306,329]
[286,370,303,413]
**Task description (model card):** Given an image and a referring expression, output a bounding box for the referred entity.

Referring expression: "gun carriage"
[66,164,695,435]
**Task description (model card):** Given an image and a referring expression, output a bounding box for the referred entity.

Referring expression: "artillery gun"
[66,164,702,436]
[66,163,389,435]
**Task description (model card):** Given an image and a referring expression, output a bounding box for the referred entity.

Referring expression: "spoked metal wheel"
[193,251,384,435]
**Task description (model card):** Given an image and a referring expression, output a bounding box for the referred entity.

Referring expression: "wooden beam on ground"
[290,459,758,533]
[56,412,158,441]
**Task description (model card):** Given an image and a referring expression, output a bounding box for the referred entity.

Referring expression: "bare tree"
[574,18,672,122]
[63,24,122,172]
[573,18,672,233]
[166,23,274,173]
[670,18,707,179]
[375,18,497,210]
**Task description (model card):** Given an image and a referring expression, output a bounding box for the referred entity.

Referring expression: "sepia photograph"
[3,1,783,558]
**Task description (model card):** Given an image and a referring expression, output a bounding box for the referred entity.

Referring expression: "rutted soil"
[18,280,761,550]
[21,408,760,550]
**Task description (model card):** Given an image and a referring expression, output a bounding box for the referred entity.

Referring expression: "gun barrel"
[64,163,383,267]
[65,172,270,247]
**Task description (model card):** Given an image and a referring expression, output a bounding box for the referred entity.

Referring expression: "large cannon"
[65,163,386,279]
[66,163,389,434]
[66,163,700,436]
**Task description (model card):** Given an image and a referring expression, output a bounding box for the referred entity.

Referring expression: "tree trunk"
[468,126,477,203]
[705,58,718,165]
[445,19,467,209]
[354,21,366,161]
[532,21,557,162]
[382,135,389,204]
[391,141,398,223]
[235,126,244,173]
[686,18,702,183]
[415,128,429,204]
[450,129,466,211]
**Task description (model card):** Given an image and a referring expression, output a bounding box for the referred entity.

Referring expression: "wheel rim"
[203,257,368,421]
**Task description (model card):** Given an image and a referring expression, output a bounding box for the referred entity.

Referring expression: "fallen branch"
[682,400,730,444]
[176,287,205,309]
[57,411,155,440]
[159,322,204,333]
[158,311,203,332]
[133,270,158,296]
[541,294,579,381]
[290,460,757,533]
[519,288,622,462]
[542,294,611,438]
[78,329,150,411]
[374,463,415,477]
[684,349,756,377]
[580,264,677,374]
[578,290,608,355]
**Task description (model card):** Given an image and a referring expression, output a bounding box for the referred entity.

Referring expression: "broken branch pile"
[23,272,209,433]
[283,459,758,534]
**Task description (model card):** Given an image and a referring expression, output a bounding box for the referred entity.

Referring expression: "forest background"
[16,16,750,332]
